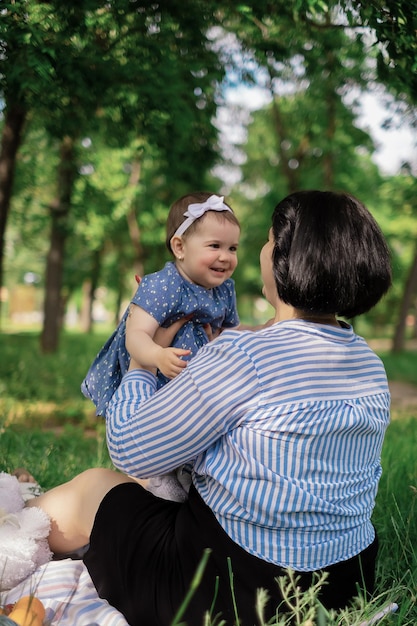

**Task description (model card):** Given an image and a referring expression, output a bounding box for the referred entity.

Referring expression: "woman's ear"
[170,235,185,260]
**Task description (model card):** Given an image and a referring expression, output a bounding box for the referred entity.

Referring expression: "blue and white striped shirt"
[107,319,390,571]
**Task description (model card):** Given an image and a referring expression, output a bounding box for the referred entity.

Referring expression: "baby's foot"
[147,473,189,502]
[11,469,43,501]
[11,468,37,483]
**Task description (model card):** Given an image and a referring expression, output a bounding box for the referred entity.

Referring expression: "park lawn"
[1,331,417,623]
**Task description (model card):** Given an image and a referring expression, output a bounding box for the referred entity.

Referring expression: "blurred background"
[1,0,417,354]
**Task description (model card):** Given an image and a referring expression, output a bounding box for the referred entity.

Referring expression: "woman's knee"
[71,469,135,525]
[73,467,135,495]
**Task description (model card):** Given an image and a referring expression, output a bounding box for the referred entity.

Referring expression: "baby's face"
[177,213,240,289]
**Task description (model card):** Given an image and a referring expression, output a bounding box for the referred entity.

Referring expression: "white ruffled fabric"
[0,472,52,591]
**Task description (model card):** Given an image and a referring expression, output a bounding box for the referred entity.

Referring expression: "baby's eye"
[209,243,220,248]
[229,246,238,252]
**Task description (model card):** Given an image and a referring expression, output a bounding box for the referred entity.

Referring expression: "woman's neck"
[295,312,340,327]
[273,302,339,327]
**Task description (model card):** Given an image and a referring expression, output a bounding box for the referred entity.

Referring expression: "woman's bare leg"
[27,468,136,554]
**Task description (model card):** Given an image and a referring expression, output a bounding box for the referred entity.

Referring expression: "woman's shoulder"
[214,319,357,350]
[211,326,270,350]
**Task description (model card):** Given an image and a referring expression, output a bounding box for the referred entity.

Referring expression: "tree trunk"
[266,69,300,195]
[125,157,144,279]
[80,280,93,333]
[323,48,337,188]
[80,249,102,333]
[267,69,313,194]
[0,104,26,323]
[412,296,417,339]
[40,136,76,353]
[391,239,417,352]
[114,281,124,327]
[323,94,336,188]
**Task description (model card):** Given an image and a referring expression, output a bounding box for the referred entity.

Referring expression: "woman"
[30,190,392,626]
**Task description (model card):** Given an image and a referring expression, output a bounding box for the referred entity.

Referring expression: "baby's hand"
[157,347,191,379]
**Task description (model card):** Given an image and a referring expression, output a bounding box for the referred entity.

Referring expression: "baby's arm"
[126,304,190,379]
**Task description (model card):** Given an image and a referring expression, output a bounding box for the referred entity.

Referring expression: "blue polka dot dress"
[81,262,240,417]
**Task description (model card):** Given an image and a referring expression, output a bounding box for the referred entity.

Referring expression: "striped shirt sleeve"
[106,332,259,478]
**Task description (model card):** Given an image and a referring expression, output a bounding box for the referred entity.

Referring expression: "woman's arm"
[106,332,259,478]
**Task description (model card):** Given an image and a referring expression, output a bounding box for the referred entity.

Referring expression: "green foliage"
[356,1,417,102]
[1,0,229,331]
[287,1,417,103]
[9,2,232,294]
[220,5,404,312]
[2,0,417,347]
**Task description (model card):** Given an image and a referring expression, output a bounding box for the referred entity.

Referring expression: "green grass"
[378,350,417,386]
[0,330,114,488]
[372,417,417,624]
[1,331,417,623]
[0,329,107,405]
[0,424,113,490]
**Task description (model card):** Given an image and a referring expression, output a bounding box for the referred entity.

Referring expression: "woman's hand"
[203,324,222,342]
[153,317,192,348]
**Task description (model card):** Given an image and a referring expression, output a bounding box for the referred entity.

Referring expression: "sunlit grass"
[0,423,113,490]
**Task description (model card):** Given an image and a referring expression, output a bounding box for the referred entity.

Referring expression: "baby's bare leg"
[27,468,135,554]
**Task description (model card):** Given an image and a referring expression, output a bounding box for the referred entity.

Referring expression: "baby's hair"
[165,191,240,254]
[271,190,392,318]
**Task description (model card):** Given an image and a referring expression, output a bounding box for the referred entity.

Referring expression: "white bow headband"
[173,195,232,237]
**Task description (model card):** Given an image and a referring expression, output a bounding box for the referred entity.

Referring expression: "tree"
[376,173,417,351]
[353,1,417,101]
[1,1,227,350]
[59,2,228,332]
[0,0,116,335]
[294,1,417,348]
[0,1,39,320]
[40,137,77,351]
[3,0,417,345]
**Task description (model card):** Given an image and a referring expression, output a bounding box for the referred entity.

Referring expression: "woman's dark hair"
[271,190,392,318]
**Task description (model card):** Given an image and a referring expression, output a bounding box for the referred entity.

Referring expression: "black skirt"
[84,482,378,626]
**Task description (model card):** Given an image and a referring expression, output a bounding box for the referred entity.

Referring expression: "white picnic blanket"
[3,558,130,625]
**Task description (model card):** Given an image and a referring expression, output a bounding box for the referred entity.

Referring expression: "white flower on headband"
[173,195,232,237]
